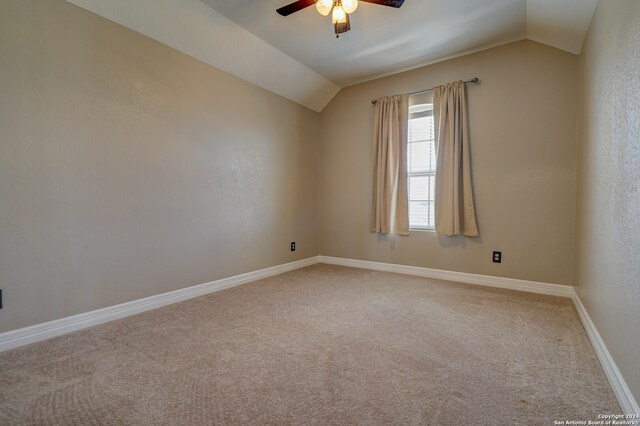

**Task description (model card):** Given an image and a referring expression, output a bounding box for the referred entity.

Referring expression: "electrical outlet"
[492,251,502,263]
[290,242,296,252]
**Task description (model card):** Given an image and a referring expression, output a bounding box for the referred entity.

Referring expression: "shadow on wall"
[377,233,398,250]
[375,231,484,249]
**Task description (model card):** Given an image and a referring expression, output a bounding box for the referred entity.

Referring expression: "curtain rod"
[371,77,480,105]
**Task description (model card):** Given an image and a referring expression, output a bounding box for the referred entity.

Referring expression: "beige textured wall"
[318,40,578,285]
[0,0,320,333]
[575,0,640,403]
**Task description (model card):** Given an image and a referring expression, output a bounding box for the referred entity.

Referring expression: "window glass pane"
[409,201,432,228]
[407,98,435,229]
[408,141,429,173]
[408,141,436,173]
[409,175,433,201]
[408,116,434,142]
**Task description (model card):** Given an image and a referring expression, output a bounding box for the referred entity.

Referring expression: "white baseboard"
[0,256,569,352]
[318,255,574,297]
[2,254,636,414]
[0,256,319,352]
[570,289,639,415]
[318,256,638,414]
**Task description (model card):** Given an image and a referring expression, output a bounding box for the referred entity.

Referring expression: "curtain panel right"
[433,81,479,237]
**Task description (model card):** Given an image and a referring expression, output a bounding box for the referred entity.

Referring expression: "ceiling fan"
[277,0,405,38]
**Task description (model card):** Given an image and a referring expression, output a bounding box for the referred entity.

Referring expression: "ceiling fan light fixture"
[315,0,333,16]
[277,0,405,38]
[342,0,358,14]
[331,4,347,24]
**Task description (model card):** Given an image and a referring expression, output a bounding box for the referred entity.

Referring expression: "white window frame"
[408,94,436,230]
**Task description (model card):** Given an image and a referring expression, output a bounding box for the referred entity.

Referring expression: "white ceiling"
[526,0,598,54]
[203,0,528,87]
[67,0,597,111]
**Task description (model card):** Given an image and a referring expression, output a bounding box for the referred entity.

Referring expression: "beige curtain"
[433,81,478,237]
[370,94,409,235]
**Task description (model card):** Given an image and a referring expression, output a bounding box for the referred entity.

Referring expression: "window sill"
[409,227,435,232]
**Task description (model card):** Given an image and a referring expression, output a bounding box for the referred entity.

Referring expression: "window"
[408,93,436,229]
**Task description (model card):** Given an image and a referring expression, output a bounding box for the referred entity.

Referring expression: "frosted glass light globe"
[332,5,347,23]
[315,0,333,16]
[342,0,358,14]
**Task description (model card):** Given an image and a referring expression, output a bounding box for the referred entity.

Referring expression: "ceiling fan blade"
[276,0,316,16]
[359,0,405,8]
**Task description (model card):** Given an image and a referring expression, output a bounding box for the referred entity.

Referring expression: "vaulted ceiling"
[67,0,597,111]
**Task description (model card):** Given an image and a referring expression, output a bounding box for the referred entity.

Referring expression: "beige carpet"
[0,264,620,425]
